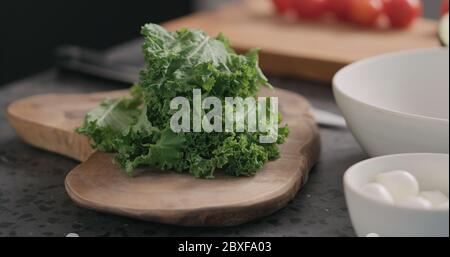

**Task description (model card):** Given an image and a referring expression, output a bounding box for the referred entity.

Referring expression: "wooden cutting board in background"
[164,0,440,82]
[6,87,320,226]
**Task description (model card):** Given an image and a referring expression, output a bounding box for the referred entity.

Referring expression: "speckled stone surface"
[0,41,367,237]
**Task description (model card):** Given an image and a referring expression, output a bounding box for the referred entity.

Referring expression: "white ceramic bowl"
[333,48,449,156]
[344,153,449,237]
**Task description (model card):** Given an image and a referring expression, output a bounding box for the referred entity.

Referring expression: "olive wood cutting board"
[6,87,320,226]
[162,0,440,82]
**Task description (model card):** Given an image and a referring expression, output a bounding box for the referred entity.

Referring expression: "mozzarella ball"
[376,170,419,201]
[360,183,395,205]
[419,191,449,207]
[397,196,432,209]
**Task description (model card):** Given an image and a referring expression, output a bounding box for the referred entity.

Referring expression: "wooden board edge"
[6,96,93,162]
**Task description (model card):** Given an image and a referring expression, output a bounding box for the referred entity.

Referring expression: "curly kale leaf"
[77,24,289,178]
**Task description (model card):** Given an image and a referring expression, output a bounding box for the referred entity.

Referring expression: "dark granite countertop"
[0,40,367,237]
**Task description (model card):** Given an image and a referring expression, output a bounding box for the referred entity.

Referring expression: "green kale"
[77,23,289,178]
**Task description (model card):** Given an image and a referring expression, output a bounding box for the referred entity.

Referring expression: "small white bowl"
[344,153,449,237]
[333,48,449,156]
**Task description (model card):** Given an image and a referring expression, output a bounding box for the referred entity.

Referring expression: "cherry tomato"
[381,0,392,11]
[386,0,423,28]
[442,0,449,16]
[349,0,384,26]
[328,0,351,20]
[294,0,329,19]
[272,0,295,14]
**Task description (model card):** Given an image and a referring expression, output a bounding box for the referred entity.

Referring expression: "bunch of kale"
[77,24,289,178]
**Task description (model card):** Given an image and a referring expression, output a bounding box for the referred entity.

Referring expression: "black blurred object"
[0,0,193,85]
[55,45,140,84]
